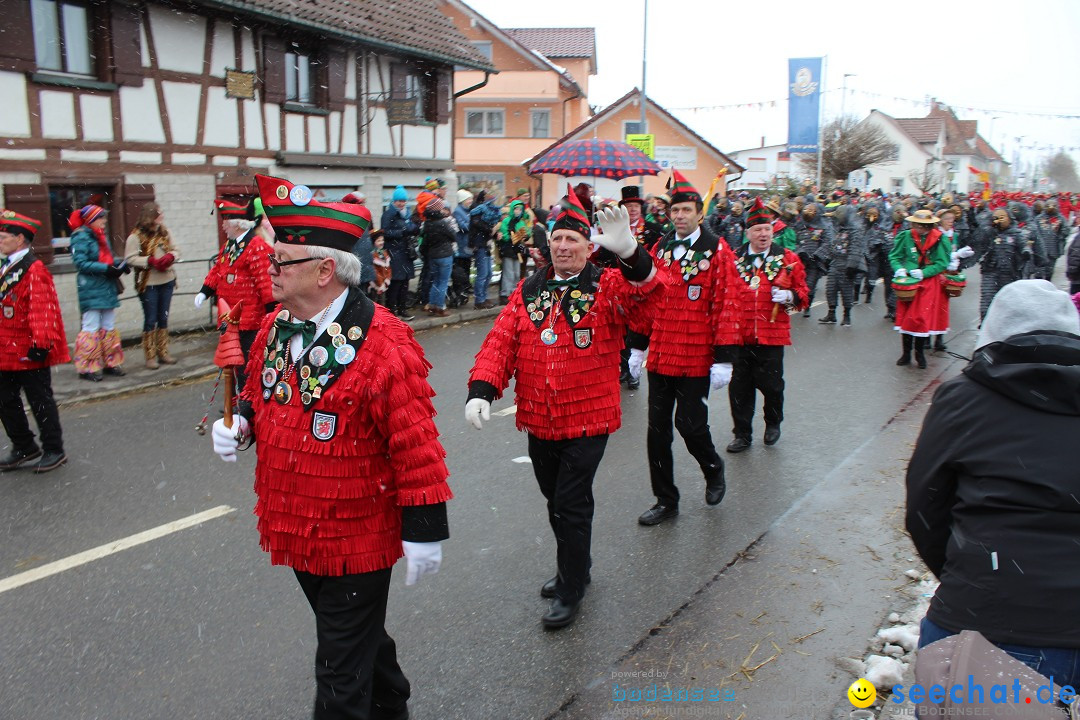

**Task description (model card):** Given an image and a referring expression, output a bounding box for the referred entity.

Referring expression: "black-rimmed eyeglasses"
[267,253,317,272]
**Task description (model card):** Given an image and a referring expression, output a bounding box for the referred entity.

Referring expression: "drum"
[892,276,920,302]
[943,273,967,298]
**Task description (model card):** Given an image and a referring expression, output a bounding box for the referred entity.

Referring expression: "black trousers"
[528,433,608,604]
[0,368,64,455]
[386,279,409,311]
[728,345,785,440]
[294,568,411,720]
[646,372,722,507]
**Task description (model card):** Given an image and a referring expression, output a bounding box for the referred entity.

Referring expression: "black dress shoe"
[626,376,640,390]
[618,370,631,386]
[0,448,42,471]
[705,476,726,506]
[540,574,591,599]
[726,437,751,453]
[541,598,581,630]
[763,426,781,446]
[372,704,409,720]
[30,451,67,473]
[79,372,103,382]
[102,366,126,377]
[638,503,678,526]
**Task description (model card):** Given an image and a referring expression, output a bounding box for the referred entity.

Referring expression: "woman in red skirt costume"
[889,209,952,369]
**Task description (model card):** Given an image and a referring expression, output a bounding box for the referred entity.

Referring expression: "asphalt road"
[0,277,984,720]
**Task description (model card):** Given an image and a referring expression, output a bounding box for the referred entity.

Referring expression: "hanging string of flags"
[670,89,1080,120]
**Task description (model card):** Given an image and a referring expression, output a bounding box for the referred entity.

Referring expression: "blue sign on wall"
[788,58,822,153]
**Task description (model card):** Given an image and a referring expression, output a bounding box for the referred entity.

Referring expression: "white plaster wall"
[60,150,109,162]
[208,20,234,77]
[202,87,240,147]
[139,20,150,67]
[402,124,434,159]
[161,81,201,145]
[243,101,264,150]
[308,116,327,154]
[39,90,77,139]
[264,105,281,151]
[149,5,207,75]
[435,123,452,161]
[285,114,305,152]
[240,30,256,71]
[341,105,358,155]
[345,51,356,100]
[79,95,114,142]
[327,112,341,154]
[0,72,31,137]
[119,81,166,143]
[368,108,392,155]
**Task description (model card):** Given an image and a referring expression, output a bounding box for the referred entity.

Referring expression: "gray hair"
[308,245,362,287]
[224,218,255,236]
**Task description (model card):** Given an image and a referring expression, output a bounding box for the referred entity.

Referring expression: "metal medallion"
[276,309,289,321]
[332,334,346,348]
[527,303,536,313]
[274,381,292,405]
[749,276,761,290]
[301,392,312,406]
[540,328,557,345]
[299,365,311,380]
[570,289,581,299]
[309,346,329,367]
[274,356,285,371]
[334,344,356,365]
[327,322,342,338]
[347,326,362,340]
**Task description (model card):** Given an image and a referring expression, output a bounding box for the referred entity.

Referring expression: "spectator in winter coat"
[381,186,419,320]
[421,198,457,317]
[907,279,1080,688]
[1067,231,1080,295]
[469,191,500,309]
[70,205,129,381]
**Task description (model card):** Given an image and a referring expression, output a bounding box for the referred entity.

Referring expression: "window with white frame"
[884,144,900,163]
[285,47,318,104]
[623,120,644,136]
[31,0,94,76]
[471,41,493,61]
[465,109,504,137]
[530,109,550,139]
[747,157,767,172]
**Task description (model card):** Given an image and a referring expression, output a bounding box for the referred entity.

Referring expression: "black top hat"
[619,186,645,206]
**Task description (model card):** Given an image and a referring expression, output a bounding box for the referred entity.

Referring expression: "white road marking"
[493,405,518,417]
[511,456,532,464]
[0,505,236,595]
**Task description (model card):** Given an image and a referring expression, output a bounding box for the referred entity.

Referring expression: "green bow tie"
[0,257,9,270]
[546,276,579,291]
[275,317,317,347]
[665,237,691,252]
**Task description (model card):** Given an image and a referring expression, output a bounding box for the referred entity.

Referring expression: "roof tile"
[505,28,596,59]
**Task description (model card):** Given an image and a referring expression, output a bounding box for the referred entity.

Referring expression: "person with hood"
[420,197,457,317]
[381,186,420,320]
[975,206,1038,320]
[889,210,951,369]
[906,279,1080,687]
[704,195,729,237]
[497,200,531,304]
[1033,202,1069,280]
[468,190,500,309]
[1008,202,1048,280]
[70,204,130,381]
[858,202,896,318]
[793,202,834,317]
[716,200,746,245]
[1067,223,1080,296]
[817,204,866,327]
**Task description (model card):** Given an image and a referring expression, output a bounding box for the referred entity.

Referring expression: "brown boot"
[143,332,159,369]
[155,328,177,364]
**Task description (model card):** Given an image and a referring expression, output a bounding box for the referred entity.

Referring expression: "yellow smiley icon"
[848,678,877,708]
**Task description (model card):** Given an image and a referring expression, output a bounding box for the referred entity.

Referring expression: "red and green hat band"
[0,210,41,239]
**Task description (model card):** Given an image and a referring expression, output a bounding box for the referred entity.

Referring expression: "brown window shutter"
[0,0,37,73]
[262,35,286,105]
[109,0,143,87]
[326,50,347,111]
[119,184,155,255]
[4,185,55,265]
[434,70,450,124]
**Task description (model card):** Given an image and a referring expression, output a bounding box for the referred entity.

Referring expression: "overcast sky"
[463,0,1080,180]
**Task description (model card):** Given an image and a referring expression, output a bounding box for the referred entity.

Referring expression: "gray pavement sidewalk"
[51,303,502,407]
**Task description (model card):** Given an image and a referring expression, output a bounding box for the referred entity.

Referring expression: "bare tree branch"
[1045,151,1080,192]
[798,116,897,185]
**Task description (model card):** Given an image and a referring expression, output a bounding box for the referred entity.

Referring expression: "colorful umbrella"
[528,139,661,180]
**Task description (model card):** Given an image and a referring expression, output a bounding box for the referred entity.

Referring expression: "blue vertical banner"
[788,58,822,153]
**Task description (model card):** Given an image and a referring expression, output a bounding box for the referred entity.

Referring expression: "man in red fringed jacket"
[211,175,451,720]
[626,170,742,527]
[725,198,808,453]
[0,210,70,473]
[466,185,660,630]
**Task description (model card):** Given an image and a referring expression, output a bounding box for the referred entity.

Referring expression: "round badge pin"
[262,368,277,388]
[570,290,582,299]
[274,381,292,405]
[289,184,313,206]
[699,259,710,271]
[347,326,362,340]
[274,357,285,371]
[750,276,761,290]
[275,185,289,200]
[299,365,311,380]
[276,309,290,321]
[540,328,557,345]
[301,392,313,405]
[330,335,344,348]
[263,388,272,401]
[268,327,277,343]
[328,322,342,337]
[335,344,356,365]
[309,346,329,367]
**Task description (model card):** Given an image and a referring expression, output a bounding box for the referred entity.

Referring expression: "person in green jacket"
[70,205,130,381]
[888,209,952,369]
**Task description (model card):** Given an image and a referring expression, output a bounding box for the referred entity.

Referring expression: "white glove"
[770,288,794,304]
[956,246,975,259]
[893,268,908,279]
[465,398,491,430]
[402,541,442,586]
[947,260,960,272]
[593,206,638,259]
[194,292,207,308]
[909,268,924,280]
[710,362,733,390]
[211,416,251,462]
[628,348,645,381]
